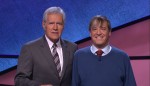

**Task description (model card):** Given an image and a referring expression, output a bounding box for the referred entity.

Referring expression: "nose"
[53,23,58,30]
[97,28,101,34]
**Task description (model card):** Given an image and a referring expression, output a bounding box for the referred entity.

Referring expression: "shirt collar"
[90,44,112,56]
[45,35,61,49]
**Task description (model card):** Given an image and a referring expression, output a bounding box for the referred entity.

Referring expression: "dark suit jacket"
[15,36,77,86]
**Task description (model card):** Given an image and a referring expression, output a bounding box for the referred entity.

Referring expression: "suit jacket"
[15,36,78,86]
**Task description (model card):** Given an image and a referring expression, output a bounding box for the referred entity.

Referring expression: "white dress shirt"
[45,35,63,73]
[90,44,112,56]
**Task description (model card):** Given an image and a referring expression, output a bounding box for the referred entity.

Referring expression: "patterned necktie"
[96,49,103,57]
[52,43,61,77]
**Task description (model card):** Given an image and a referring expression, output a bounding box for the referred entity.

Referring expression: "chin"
[51,36,60,39]
[94,41,104,46]
[95,41,103,44]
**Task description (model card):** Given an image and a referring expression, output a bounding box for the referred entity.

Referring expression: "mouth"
[95,36,103,40]
[51,31,59,34]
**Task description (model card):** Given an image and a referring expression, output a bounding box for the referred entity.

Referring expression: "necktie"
[52,43,61,77]
[96,49,103,57]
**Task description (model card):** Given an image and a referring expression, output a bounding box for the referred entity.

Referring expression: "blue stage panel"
[0,58,17,72]
[0,0,149,55]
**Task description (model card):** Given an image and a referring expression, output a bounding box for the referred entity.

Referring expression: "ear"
[89,31,92,37]
[42,21,46,30]
[109,31,111,37]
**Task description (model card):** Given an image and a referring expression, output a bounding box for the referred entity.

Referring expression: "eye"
[48,22,54,25]
[91,26,98,30]
[57,22,63,25]
[101,27,106,30]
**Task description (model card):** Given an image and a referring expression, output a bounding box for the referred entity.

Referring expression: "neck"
[94,43,109,49]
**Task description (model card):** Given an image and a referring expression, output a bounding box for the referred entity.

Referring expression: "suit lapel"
[61,39,69,79]
[40,36,60,78]
[39,37,70,80]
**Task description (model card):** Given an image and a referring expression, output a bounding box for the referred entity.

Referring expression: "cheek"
[109,32,111,37]
[90,32,95,37]
[59,28,64,33]
[45,28,51,35]
[45,28,50,32]
[46,25,53,30]
[106,32,111,38]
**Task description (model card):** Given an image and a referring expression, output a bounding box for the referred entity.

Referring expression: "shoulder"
[61,39,78,51]
[62,39,77,47]
[111,46,130,61]
[111,46,128,56]
[75,46,90,55]
[18,37,44,55]
[73,46,90,61]
[22,37,44,49]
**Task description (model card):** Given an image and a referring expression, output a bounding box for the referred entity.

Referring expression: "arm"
[72,52,81,86]
[15,45,40,86]
[124,55,137,86]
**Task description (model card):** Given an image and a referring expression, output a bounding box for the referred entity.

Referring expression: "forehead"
[46,13,63,20]
[47,13,62,17]
[91,19,108,27]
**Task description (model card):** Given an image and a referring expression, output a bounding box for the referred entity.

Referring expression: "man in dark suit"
[15,7,77,86]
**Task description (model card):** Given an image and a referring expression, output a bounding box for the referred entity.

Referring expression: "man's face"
[42,13,64,43]
[90,20,111,48]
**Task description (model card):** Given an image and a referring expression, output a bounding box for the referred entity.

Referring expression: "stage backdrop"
[0,0,149,55]
[0,0,150,74]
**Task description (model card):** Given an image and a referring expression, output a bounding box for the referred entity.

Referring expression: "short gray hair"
[43,7,65,23]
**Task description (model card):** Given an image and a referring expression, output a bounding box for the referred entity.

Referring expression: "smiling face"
[42,13,64,43]
[90,19,111,49]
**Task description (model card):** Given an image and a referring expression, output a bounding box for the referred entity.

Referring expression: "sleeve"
[14,45,40,86]
[72,52,81,86]
[124,55,137,86]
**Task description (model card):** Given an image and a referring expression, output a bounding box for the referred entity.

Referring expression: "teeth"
[96,36,102,39]
[97,36,101,38]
